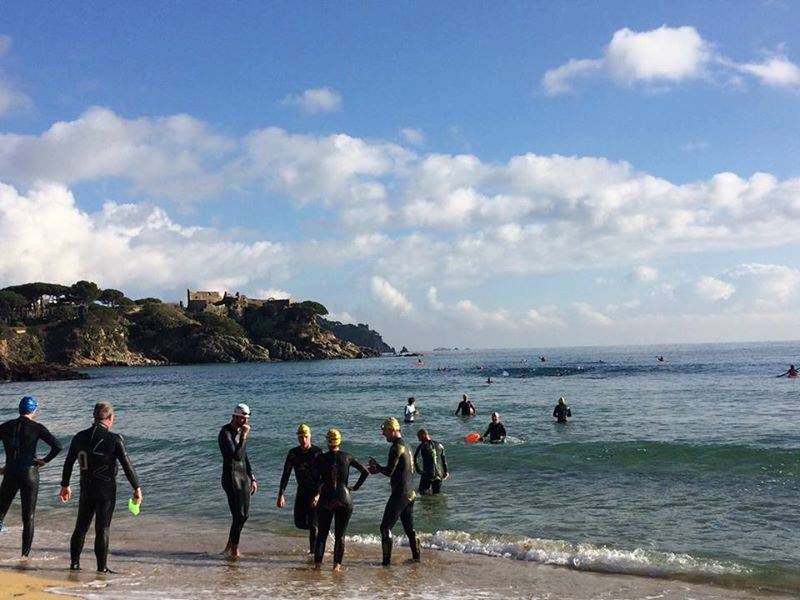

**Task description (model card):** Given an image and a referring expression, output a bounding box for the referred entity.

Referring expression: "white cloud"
[630,265,659,283]
[281,87,342,114]
[0,35,31,117]
[695,276,735,302]
[254,288,291,300]
[427,286,444,310]
[0,181,288,297]
[399,128,425,146]
[370,276,413,315]
[725,263,800,308]
[542,25,800,93]
[452,299,511,329]
[732,55,800,87]
[525,306,565,328]
[573,302,613,326]
[327,311,356,324]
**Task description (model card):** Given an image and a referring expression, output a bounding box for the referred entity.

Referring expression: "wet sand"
[0,511,793,599]
[0,570,75,599]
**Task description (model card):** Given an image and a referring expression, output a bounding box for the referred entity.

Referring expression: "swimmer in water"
[368,418,420,566]
[657,355,665,362]
[0,396,62,557]
[777,364,798,378]
[539,356,546,362]
[217,403,257,559]
[277,424,322,556]
[414,429,449,495]
[404,397,418,423]
[455,394,476,416]
[486,376,492,384]
[311,429,368,571]
[60,402,141,573]
[553,397,572,423]
[481,412,506,444]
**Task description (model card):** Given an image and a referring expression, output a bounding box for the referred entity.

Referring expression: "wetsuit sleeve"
[245,452,255,481]
[553,406,558,417]
[349,456,369,491]
[482,425,491,438]
[60,435,79,487]
[218,427,246,461]
[439,443,448,476]
[115,435,141,490]
[413,444,422,474]
[38,424,62,464]
[567,408,572,417]
[377,443,401,478]
[278,451,293,493]
[499,424,507,439]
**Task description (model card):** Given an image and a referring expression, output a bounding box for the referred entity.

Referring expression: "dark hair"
[93,402,114,421]
[417,428,428,435]
[407,397,415,404]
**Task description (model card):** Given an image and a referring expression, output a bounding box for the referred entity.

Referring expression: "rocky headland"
[0,281,393,381]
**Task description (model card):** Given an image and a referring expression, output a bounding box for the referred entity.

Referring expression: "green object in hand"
[128,497,141,516]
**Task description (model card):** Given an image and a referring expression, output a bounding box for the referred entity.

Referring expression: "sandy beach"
[0,510,794,600]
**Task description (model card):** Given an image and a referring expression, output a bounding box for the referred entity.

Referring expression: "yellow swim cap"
[297,423,311,436]
[326,428,341,447]
[558,397,566,405]
[382,417,400,431]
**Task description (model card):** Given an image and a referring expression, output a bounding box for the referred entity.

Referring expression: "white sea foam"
[348,530,751,580]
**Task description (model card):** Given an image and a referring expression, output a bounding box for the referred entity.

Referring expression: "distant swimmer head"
[93,401,114,425]
[297,423,311,436]
[407,397,416,405]
[326,428,341,448]
[18,396,37,415]
[462,393,468,401]
[232,403,251,418]
[558,397,566,405]
[417,428,430,441]
[382,417,400,432]
[491,411,500,421]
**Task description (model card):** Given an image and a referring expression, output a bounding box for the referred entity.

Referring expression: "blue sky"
[1,2,800,348]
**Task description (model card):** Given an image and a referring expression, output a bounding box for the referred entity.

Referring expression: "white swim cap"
[233,403,251,417]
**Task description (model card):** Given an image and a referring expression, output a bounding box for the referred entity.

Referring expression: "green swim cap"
[128,497,141,516]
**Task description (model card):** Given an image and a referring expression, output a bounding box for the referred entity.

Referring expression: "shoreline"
[0,570,75,599]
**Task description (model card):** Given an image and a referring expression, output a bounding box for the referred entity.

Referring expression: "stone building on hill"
[186,289,293,317]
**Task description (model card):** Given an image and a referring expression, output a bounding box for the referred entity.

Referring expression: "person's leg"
[379,495,405,566]
[418,474,432,495]
[19,468,39,556]
[0,474,20,531]
[314,506,334,566]
[431,479,442,495]
[399,500,420,561]
[93,496,116,572]
[331,505,352,569]
[70,492,97,569]
[294,489,317,554]
[222,479,248,551]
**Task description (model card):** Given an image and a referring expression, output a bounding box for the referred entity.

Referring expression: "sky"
[1,1,800,349]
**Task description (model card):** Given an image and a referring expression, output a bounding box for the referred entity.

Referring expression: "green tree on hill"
[0,290,28,322]
[1,282,69,303]
[69,280,101,305]
[99,288,134,307]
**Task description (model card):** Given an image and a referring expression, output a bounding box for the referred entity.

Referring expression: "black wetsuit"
[279,445,322,553]
[61,423,139,571]
[377,437,419,565]
[313,450,367,565]
[483,422,507,443]
[455,400,475,416]
[218,424,254,547]
[414,439,448,495]
[553,404,572,423]
[0,417,61,556]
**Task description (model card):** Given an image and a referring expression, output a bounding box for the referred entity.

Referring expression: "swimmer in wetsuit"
[311,429,368,571]
[60,402,141,573]
[414,429,449,495]
[481,412,506,443]
[368,417,420,566]
[553,397,572,423]
[455,394,476,416]
[218,403,257,559]
[0,396,62,556]
[777,364,798,378]
[277,424,322,555]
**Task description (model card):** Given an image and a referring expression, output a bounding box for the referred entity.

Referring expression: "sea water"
[1,341,798,596]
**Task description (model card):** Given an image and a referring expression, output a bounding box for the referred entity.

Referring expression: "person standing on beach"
[277,423,322,556]
[414,429,449,495]
[0,396,62,557]
[60,402,141,572]
[553,397,572,423]
[218,403,257,559]
[311,428,368,571]
[404,397,418,423]
[455,394,476,416]
[368,417,420,566]
[481,412,507,443]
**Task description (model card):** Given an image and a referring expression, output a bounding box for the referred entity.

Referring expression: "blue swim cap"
[19,396,37,415]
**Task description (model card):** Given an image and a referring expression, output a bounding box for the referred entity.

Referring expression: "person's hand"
[250,479,258,496]
[367,458,379,474]
[33,458,46,468]
[133,487,143,504]
[277,493,285,508]
[310,494,319,509]
[59,486,72,503]
[0,466,5,476]
[240,423,251,438]
[444,473,450,480]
